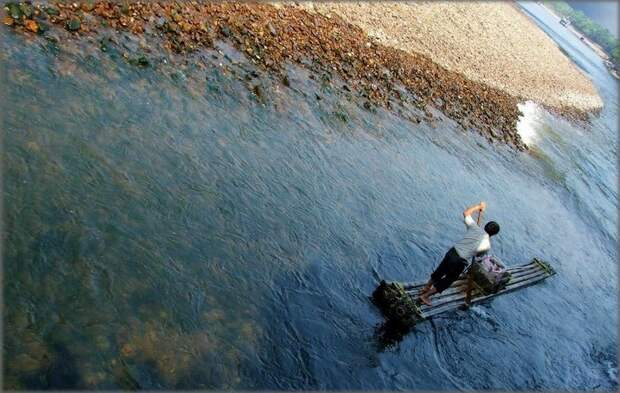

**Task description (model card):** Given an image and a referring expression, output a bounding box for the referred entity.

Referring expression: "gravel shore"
[297,1,603,112]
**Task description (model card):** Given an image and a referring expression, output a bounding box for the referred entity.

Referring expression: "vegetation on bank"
[544,1,620,67]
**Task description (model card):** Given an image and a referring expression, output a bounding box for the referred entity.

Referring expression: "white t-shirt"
[453,215,490,260]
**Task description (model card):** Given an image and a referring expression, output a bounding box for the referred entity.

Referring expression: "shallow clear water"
[2,4,617,390]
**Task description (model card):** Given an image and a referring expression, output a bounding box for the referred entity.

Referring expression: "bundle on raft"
[372,258,556,326]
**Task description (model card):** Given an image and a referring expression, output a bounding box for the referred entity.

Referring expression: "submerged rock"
[252,84,264,102]
[19,2,33,19]
[334,111,348,122]
[6,2,23,21]
[129,55,150,67]
[13,354,43,373]
[44,6,60,16]
[65,17,81,31]
[37,21,49,34]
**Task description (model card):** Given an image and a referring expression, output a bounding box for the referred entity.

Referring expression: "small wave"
[469,305,490,319]
[605,361,618,384]
[517,101,544,146]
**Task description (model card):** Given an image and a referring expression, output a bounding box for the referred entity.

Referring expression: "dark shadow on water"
[20,342,82,389]
[373,319,413,351]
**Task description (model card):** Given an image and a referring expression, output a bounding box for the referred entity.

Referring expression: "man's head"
[484,221,500,237]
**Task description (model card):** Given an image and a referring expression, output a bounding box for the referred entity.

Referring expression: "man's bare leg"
[419,286,437,306]
[464,274,474,307]
[420,280,433,296]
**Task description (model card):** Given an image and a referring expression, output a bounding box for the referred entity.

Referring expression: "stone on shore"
[65,17,81,32]
[6,2,22,21]
[24,19,37,33]
[44,6,60,17]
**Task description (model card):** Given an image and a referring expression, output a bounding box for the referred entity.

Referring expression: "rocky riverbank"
[4,1,587,150]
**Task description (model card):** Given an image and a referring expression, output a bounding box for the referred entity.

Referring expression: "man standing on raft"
[419,201,500,306]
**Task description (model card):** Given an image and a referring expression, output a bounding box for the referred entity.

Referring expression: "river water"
[2,4,617,390]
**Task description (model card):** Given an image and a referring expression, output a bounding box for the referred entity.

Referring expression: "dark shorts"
[430,247,468,293]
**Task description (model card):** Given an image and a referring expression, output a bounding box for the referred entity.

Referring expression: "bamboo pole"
[422,273,549,318]
[417,269,548,312]
[405,261,541,296]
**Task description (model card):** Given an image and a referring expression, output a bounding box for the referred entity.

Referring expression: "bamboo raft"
[372,258,556,326]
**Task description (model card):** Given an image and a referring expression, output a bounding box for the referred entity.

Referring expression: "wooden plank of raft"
[420,264,545,299]
[422,275,549,319]
[420,272,551,319]
[402,261,539,290]
[411,268,547,308]
[417,269,549,312]
[405,262,543,298]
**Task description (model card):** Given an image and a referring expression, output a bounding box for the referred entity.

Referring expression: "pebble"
[65,17,81,31]
[24,19,38,33]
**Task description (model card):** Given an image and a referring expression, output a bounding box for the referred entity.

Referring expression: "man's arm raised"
[463,201,486,218]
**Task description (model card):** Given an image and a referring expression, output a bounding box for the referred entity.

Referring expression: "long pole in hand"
[466,203,484,305]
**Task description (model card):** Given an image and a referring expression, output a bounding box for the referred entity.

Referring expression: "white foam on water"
[516,101,544,147]
[605,361,618,384]
[470,305,490,319]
